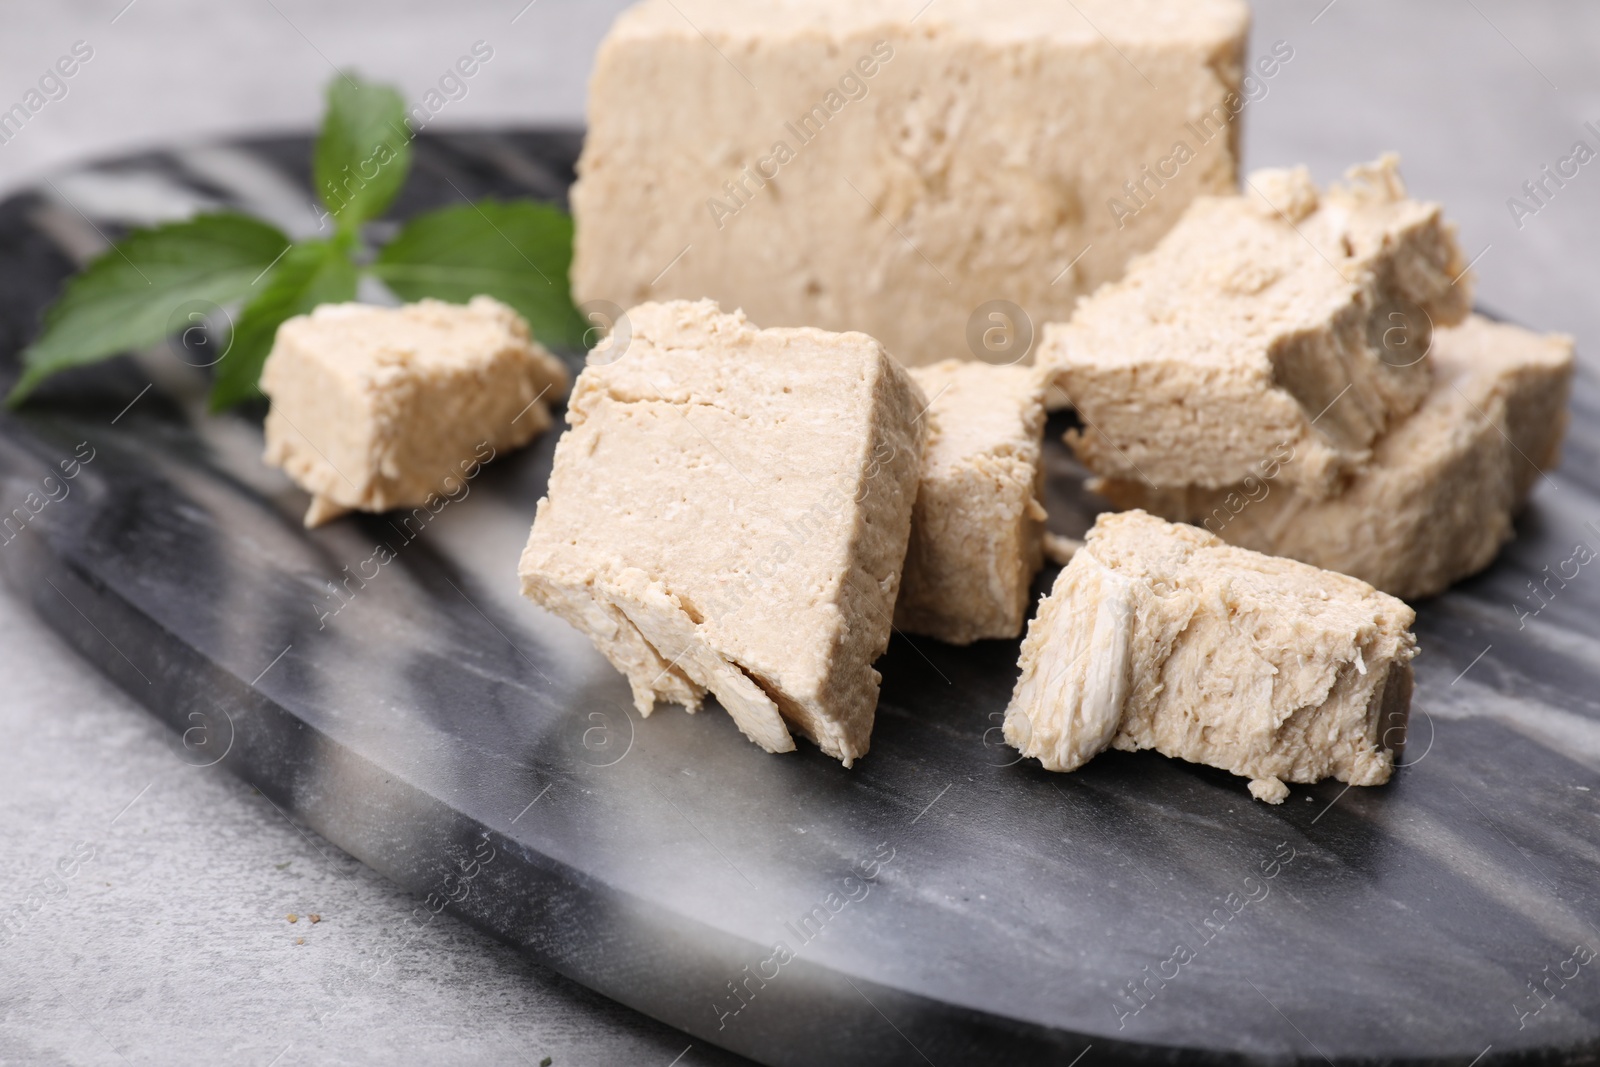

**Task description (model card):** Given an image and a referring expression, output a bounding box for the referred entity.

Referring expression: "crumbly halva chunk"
[1039,156,1472,497]
[1095,316,1576,599]
[573,0,1249,366]
[1004,511,1417,802]
[262,297,569,527]
[895,361,1049,644]
[517,299,926,765]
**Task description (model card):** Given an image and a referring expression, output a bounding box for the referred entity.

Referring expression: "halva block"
[1004,511,1417,803]
[573,0,1250,365]
[895,360,1049,644]
[1096,315,1576,599]
[518,300,926,765]
[262,296,569,527]
[1039,156,1472,496]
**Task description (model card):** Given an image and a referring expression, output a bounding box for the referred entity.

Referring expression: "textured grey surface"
[0,2,1597,1065]
[0,0,635,198]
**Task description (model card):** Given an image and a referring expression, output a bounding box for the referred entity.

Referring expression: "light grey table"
[1,2,1596,1064]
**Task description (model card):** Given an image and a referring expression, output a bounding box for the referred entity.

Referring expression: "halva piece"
[1004,510,1417,803]
[895,361,1049,644]
[1095,315,1576,599]
[1039,156,1472,496]
[573,0,1250,365]
[262,296,569,527]
[517,300,926,765]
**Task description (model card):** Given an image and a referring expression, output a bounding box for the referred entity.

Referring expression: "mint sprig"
[7,72,584,410]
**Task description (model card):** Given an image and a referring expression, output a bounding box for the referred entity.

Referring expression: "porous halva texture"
[1097,316,1575,599]
[261,296,569,527]
[573,0,1249,365]
[1004,511,1417,803]
[1039,156,1472,497]
[895,361,1049,644]
[518,299,926,765]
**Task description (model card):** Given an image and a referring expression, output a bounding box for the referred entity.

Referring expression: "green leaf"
[371,199,588,351]
[6,213,291,407]
[314,73,412,233]
[209,239,358,411]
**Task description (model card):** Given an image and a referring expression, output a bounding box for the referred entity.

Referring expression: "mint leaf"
[209,239,358,411]
[314,74,412,233]
[7,213,290,406]
[372,199,587,351]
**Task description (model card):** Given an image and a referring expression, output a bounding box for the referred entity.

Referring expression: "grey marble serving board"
[1,132,1598,1067]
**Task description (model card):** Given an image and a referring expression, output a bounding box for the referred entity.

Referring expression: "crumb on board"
[309,914,321,924]
[287,914,298,923]
[296,937,304,945]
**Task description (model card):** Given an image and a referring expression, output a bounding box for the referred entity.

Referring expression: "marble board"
[1,133,1597,1067]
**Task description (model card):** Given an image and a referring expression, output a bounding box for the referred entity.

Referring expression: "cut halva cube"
[573,0,1250,366]
[1094,315,1575,599]
[262,297,569,527]
[1004,510,1417,803]
[1039,156,1472,497]
[518,299,926,765]
[895,360,1049,644]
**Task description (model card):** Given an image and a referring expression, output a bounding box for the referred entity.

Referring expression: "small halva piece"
[1004,511,1417,803]
[1039,156,1471,498]
[895,361,1049,645]
[262,297,569,527]
[1095,315,1577,600]
[518,300,926,765]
